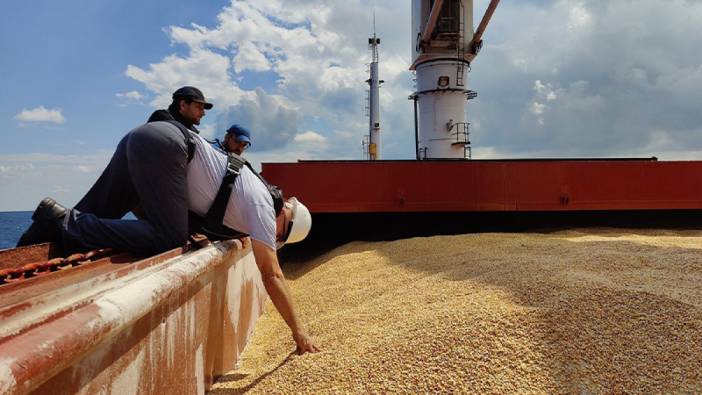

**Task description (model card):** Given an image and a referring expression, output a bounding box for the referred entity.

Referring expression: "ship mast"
[365,12,383,160]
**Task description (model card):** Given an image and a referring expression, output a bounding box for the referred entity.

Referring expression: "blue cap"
[226,124,251,143]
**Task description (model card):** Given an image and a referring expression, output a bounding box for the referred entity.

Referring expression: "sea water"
[0,211,33,249]
[0,211,138,249]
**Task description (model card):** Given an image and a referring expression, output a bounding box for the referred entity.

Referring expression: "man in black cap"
[147,86,213,133]
[17,86,214,254]
[213,124,252,155]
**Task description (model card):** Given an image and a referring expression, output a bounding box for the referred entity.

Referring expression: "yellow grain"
[211,229,702,394]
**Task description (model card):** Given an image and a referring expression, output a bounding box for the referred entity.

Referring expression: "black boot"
[16,198,68,247]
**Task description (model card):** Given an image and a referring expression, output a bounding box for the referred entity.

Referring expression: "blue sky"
[1,1,229,154]
[2,0,702,211]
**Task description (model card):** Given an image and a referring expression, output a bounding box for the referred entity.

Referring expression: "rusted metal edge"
[0,251,197,347]
[0,235,214,330]
[0,244,56,270]
[0,239,244,395]
[0,249,115,287]
[0,235,211,287]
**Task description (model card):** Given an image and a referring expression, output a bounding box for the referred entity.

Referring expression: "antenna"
[363,8,382,160]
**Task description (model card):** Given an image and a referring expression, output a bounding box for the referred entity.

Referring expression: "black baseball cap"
[172,86,213,109]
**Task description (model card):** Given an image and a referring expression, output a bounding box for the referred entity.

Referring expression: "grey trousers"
[62,122,189,255]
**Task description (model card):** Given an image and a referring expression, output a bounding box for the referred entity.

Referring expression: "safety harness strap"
[163,120,196,163]
[200,151,285,240]
[201,153,247,239]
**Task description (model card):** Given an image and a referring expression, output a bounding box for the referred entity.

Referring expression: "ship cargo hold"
[2,0,702,393]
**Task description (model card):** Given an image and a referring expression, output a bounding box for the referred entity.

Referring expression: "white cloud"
[124,0,412,160]
[530,102,546,116]
[533,80,557,100]
[9,1,702,212]
[121,0,702,161]
[115,91,145,101]
[197,123,217,139]
[469,0,702,158]
[293,130,329,149]
[0,151,113,211]
[14,106,65,124]
[216,88,301,151]
[534,80,548,94]
[567,3,592,32]
[233,41,271,73]
[126,48,247,109]
[530,102,546,125]
[529,80,558,125]
[294,130,327,144]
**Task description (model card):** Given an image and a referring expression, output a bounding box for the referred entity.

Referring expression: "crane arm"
[469,0,500,55]
[420,0,445,47]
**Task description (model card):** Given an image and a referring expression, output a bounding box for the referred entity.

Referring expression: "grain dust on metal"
[212,229,702,393]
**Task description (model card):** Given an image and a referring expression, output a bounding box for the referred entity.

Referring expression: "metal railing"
[449,121,472,159]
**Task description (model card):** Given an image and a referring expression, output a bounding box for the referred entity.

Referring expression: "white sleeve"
[243,203,277,250]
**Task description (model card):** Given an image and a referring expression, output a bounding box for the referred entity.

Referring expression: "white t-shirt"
[186,132,277,250]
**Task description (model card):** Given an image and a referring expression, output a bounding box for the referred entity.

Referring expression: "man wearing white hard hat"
[185,130,319,355]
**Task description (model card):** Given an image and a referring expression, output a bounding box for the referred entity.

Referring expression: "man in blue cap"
[214,124,251,155]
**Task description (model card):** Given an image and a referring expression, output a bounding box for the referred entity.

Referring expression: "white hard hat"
[277,197,312,249]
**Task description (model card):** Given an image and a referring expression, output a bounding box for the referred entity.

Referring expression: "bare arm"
[251,239,319,354]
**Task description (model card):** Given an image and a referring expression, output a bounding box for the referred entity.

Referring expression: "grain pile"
[210,229,702,394]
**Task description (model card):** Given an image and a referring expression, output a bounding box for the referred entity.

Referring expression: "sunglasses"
[232,137,251,147]
[276,200,296,249]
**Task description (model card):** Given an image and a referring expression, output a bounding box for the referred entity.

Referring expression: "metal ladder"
[450,122,471,159]
[456,1,465,87]
[418,146,428,160]
[364,89,370,117]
